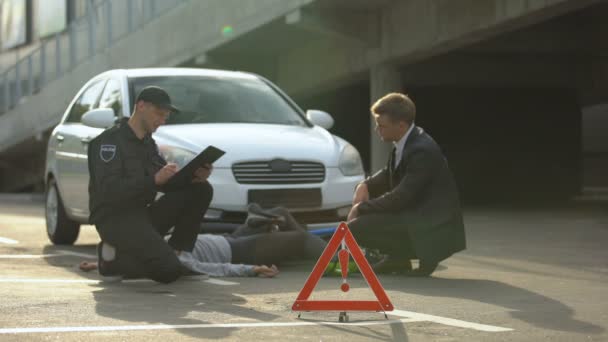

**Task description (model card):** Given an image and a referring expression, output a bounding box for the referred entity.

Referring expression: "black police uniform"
[88,117,213,283]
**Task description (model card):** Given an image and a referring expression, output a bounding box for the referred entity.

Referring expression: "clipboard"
[164,145,225,190]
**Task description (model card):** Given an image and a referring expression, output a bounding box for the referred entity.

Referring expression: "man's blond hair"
[371,92,416,124]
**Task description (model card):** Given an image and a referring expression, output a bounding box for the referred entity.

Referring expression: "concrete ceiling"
[312,0,393,10]
[464,2,608,59]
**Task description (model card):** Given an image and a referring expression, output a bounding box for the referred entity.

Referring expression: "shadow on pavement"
[297,316,409,342]
[385,277,604,335]
[88,281,279,339]
[42,244,98,278]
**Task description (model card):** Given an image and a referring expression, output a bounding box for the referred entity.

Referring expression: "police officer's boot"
[97,241,123,282]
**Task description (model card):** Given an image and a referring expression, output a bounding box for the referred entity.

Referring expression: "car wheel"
[45,179,80,245]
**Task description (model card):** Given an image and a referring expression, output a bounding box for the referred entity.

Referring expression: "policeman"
[87,86,213,283]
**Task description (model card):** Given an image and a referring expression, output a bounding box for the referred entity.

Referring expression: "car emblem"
[269,159,291,173]
[100,145,117,162]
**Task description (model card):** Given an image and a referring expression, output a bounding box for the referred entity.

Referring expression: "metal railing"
[0,0,188,115]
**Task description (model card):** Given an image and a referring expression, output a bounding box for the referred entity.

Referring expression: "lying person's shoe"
[323,261,337,276]
[246,203,286,222]
[244,203,286,233]
[324,260,360,277]
[96,241,123,282]
[323,248,390,277]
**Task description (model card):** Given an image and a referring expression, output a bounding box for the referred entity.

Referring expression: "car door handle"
[56,135,64,142]
[81,137,93,144]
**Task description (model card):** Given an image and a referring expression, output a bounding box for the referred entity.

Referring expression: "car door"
[54,79,106,218]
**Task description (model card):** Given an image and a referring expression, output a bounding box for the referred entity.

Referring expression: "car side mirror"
[306,109,334,130]
[81,108,116,128]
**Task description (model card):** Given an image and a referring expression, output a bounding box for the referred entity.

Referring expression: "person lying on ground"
[80,206,327,278]
[80,205,387,280]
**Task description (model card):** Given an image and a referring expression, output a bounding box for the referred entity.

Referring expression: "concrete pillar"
[578,61,608,189]
[369,63,402,173]
[577,61,608,107]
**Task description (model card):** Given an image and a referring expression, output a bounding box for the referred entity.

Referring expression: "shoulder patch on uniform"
[100,145,117,162]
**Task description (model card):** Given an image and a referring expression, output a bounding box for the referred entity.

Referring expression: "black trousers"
[227,230,327,266]
[96,182,213,283]
[347,212,418,261]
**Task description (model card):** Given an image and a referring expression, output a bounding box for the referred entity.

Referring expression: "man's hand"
[192,163,213,183]
[352,182,369,205]
[347,203,360,221]
[154,163,178,185]
[253,264,279,278]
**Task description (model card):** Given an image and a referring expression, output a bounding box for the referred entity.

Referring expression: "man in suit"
[347,92,466,276]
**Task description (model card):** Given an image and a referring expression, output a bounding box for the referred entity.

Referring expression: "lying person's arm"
[78,259,278,278]
[178,252,279,277]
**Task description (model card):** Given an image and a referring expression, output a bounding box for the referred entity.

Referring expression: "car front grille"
[232,160,325,184]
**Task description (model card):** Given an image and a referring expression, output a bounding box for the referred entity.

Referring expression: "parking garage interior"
[283,2,607,204]
[0,0,606,207]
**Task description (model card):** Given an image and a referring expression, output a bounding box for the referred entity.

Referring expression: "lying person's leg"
[231,205,306,237]
[226,231,326,266]
[302,231,327,258]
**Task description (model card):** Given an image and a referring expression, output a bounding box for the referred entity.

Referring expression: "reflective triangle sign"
[292,222,394,313]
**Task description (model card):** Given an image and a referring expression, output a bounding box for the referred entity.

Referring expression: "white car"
[45,68,364,244]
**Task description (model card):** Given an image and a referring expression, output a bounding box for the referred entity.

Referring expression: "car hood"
[153,123,344,167]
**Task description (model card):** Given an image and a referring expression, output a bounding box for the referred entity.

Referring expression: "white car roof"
[98,68,260,80]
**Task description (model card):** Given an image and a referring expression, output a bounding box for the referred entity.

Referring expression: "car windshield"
[129,75,308,126]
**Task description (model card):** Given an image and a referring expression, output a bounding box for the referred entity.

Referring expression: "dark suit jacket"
[358,126,466,262]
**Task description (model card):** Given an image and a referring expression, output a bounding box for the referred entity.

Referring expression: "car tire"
[45,179,80,245]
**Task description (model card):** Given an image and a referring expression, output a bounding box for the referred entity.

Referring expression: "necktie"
[390,147,396,172]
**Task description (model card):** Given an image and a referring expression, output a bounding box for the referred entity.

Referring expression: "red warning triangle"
[292,222,394,312]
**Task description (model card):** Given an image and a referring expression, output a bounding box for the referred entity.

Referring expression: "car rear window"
[129,75,308,126]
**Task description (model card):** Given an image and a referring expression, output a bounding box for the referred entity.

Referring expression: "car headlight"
[158,145,197,169]
[339,144,364,176]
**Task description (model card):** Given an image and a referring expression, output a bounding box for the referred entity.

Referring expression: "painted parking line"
[390,309,512,332]
[0,277,238,286]
[0,278,98,284]
[0,311,512,335]
[0,318,422,334]
[203,278,239,286]
[0,254,63,259]
[0,236,18,244]
[0,251,95,259]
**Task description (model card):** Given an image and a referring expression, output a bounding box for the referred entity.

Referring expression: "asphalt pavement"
[0,194,606,341]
